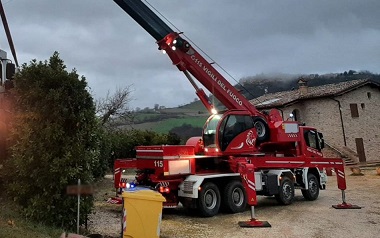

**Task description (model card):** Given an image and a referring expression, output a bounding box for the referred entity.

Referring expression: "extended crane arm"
[114,0,173,41]
[114,0,264,117]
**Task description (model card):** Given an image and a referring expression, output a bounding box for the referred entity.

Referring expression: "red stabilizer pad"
[238,219,271,228]
[107,197,123,205]
[332,203,361,209]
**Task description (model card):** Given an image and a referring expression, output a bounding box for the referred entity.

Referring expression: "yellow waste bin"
[121,188,166,238]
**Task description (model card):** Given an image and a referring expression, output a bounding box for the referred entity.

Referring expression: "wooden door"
[355,138,366,163]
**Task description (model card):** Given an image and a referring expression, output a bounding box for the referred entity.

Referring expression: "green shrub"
[1,52,101,228]
[104,129,181,166]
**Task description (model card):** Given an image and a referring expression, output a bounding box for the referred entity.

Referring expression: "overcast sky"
[1,0,379,109]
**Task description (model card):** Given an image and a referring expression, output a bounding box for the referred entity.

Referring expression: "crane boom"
[114,0,173,41]
[114,0,264,117]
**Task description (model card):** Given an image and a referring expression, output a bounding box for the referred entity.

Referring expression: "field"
[127,100,211,134]
[131,116,207,133]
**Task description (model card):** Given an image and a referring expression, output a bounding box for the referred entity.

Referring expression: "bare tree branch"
[96,85,134,126]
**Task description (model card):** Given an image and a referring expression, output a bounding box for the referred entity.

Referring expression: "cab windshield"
[203,114,222,147]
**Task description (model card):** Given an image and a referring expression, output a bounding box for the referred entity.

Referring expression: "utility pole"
[0,49,14,160]
[0,49,6,88]
[0,49,6,160]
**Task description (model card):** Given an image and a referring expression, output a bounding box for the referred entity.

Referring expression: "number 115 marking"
[154,160,163,167]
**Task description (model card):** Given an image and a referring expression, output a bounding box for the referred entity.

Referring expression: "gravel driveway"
[89,168,380,238]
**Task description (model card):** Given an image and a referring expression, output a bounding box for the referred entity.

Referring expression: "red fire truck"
[112,0,359,226]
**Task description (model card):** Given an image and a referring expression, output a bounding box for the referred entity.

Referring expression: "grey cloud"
[1,0,379,109]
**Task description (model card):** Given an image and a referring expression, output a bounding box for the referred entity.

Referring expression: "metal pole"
[250,206,255,220]
[0,49,7,86]
[341,190,346,204]
[1,59,6,86]
[77,179,81,234]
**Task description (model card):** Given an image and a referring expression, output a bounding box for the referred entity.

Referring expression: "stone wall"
[280,85,380,163]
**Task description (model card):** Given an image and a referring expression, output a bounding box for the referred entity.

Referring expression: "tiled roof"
[250,79,379,109]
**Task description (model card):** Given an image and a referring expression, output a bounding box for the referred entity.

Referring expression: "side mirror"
[318,132,324,149]
[6,63,16,79]
[0,62,16,79]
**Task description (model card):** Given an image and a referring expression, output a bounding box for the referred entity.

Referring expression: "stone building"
[250,79,380,165]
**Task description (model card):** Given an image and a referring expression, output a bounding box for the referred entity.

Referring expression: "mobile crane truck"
[112,0,360,227]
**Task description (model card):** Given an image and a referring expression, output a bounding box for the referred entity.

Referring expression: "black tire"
[197,182,221,217]
[275,176,295,205]
[253,117,270,143]
[301,173,320,201]
[222,180,247,213]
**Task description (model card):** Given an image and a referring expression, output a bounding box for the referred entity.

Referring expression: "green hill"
[128,100,210,141]
[126,71,380,140]
[132,116,207,134]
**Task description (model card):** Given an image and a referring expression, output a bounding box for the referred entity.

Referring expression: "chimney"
[298,78,308,96]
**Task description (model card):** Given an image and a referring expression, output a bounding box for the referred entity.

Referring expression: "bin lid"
[122,189,166,202]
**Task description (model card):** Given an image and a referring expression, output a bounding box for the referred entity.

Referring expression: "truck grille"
[183,181,195,194]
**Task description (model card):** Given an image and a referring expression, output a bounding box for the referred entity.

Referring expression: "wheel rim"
[254,121,266,137]
[308,178,318,195]
[204,189,217,209]
[282,183,293,200]
[232,187,244,206]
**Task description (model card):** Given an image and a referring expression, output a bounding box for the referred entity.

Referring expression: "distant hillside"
[125,100,209,143]
[124,70,379,142]
[237,71,380,100]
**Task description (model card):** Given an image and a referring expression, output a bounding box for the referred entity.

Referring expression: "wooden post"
[0,88,6,161]
[77,179,81,234]
[66,181,94,234]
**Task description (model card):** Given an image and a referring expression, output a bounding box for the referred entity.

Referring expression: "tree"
[97,85,133,126]
[2,52,101,228]
[103,129,181,165]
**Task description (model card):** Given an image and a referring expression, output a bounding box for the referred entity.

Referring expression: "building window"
[361,103,365,109]
[350,103,359,118]
[367,92,371,99]
[291,109,300,121]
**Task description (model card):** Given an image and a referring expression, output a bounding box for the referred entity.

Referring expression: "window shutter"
[350,104,359,118]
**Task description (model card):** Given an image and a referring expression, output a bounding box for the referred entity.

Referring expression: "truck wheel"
[301,173,320,201]
[197,182,221,217]
[253,117,270,143]
[275,176,294,205]
[222,180,247,213]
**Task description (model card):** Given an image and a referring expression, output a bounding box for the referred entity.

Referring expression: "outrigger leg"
[332,190,361,209]
[238,163,271,228]
[331,165,361,209]
[238,206,271,228]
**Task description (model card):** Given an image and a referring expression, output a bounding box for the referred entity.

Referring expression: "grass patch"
[0,196,64,238]
[136,117,206,134]
[165,100,208,113]
[133,112,162,122]
[155,117,205,133]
